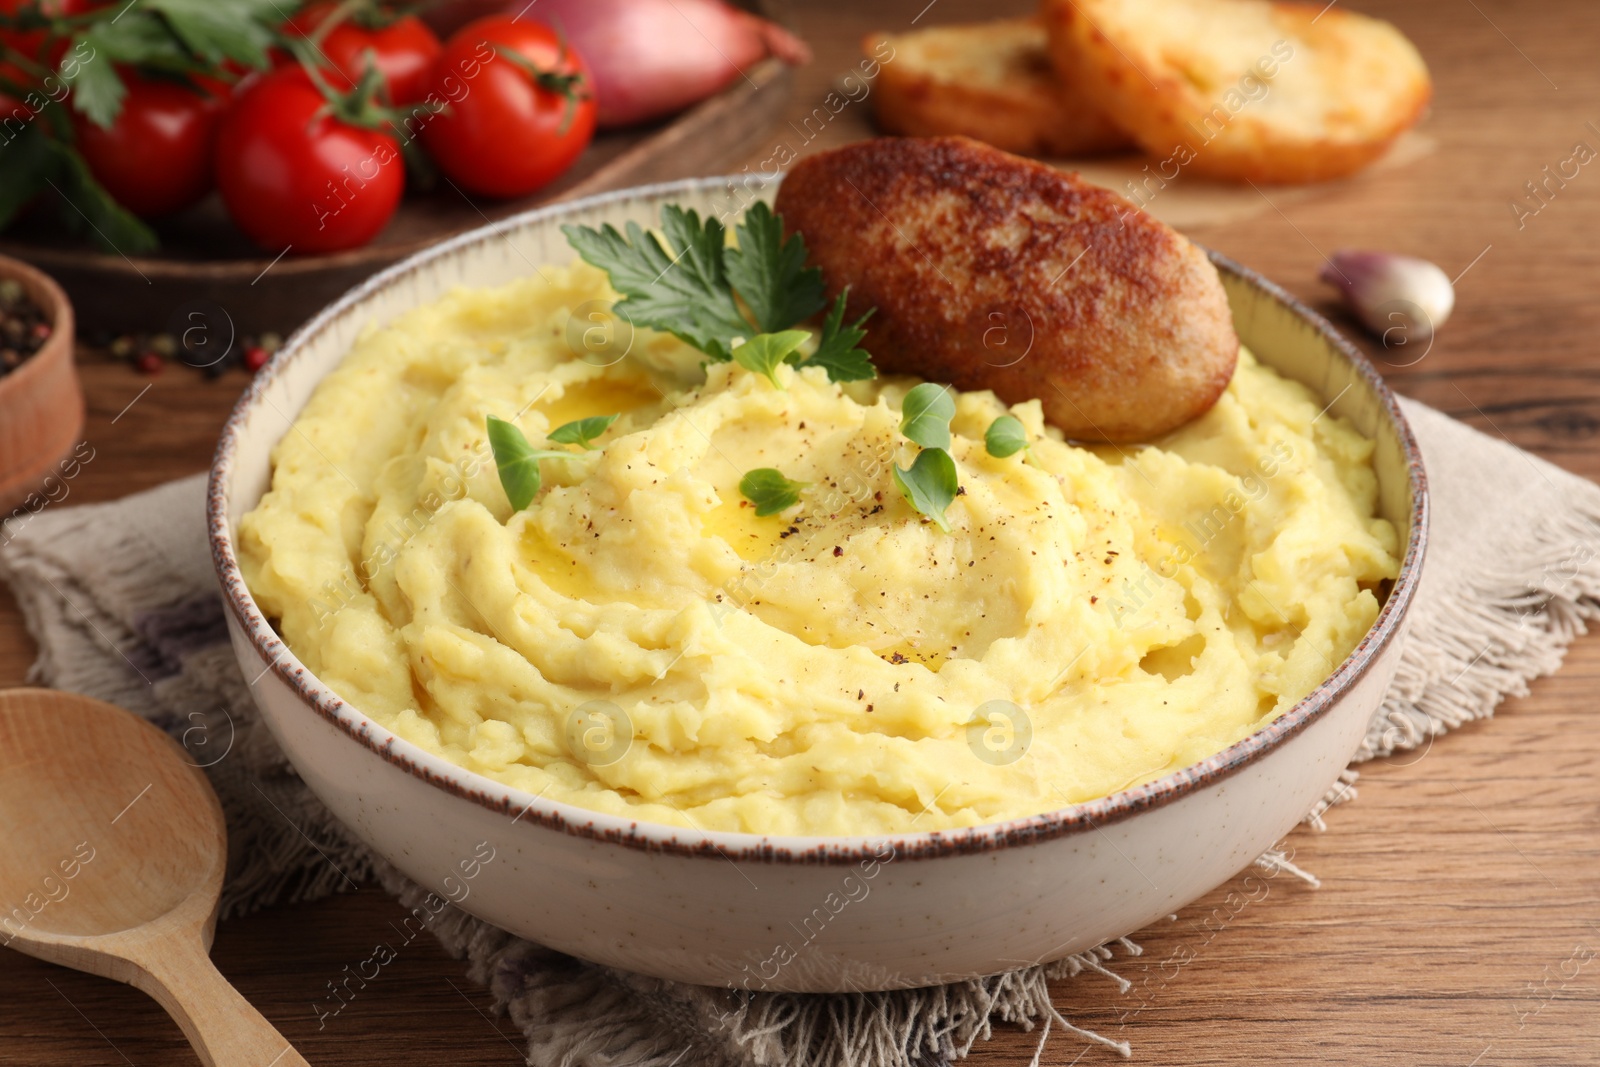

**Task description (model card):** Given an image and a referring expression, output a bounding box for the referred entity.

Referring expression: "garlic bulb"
[1320,251,1454,344]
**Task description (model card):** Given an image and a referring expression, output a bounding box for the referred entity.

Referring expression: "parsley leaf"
[732,330,809,388]
[145,0,282,69]
[657,206,733,313]
[563,203,880,382]
[795,289,876,382]
[985,415,1028,458]
[739,468,808,517]
[562,210,748,360]
[487,416,574,511]
[63,28,138,127]
[725,201,825,333]
[892,447,959,532]
[547,414,618,449]
[64,0,281,129]
[900,383,956,450]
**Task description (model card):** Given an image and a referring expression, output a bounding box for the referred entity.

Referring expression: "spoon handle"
[132,936,310,1067]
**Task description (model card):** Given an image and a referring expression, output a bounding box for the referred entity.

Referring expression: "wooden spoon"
[0,688,310,1066]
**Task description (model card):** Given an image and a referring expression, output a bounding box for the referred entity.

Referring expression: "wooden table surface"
[4,0,1599,1063]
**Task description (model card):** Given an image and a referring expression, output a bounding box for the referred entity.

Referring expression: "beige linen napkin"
[2,396,1597,1067]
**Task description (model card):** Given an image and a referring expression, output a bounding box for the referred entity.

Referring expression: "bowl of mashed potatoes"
[209,176,1426,993]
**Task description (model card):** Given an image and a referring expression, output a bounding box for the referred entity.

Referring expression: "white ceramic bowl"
[209,177,1427,993]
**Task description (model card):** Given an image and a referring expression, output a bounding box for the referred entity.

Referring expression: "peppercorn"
[0,278,52,381]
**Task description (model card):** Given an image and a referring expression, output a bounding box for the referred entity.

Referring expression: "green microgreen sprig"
[892,383,960,530]
[985,414,1028,458]
[739,468,807,517]
[488,413,619,511]
[899,383,955,449]
[892,448,959,533]
[546,413,618,449]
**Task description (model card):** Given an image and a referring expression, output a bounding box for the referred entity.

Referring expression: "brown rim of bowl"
[207,175,1429,866]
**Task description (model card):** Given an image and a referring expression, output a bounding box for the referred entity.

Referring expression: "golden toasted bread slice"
[774,137,1238,443]
[1040,0,1431,183]
[865,18,1132,158]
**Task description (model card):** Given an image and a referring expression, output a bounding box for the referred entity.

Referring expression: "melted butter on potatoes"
[239,263,1399,836]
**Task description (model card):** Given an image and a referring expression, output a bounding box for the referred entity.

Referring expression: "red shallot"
[517,0,810,128]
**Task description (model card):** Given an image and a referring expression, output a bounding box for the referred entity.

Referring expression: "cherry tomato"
[214,67,403,254]
[72,69,225,217]
[284,1,442,105]
[420,16,595,199]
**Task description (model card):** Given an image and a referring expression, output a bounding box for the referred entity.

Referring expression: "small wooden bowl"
[0,255,83,514]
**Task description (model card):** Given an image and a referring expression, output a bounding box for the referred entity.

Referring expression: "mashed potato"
[239,262,1399,836]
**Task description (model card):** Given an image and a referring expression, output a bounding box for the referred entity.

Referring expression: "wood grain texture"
[3,0,1599,1062]
[0,690,309,1067]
